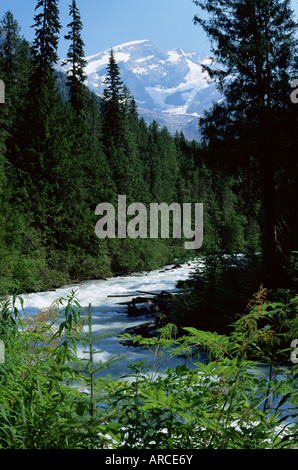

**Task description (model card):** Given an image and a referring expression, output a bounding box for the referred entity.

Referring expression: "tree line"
[166,0,298,336]
[0,0,263,295]
[0,0,297,296]
[0,0,297,451]
[192,0,298,288]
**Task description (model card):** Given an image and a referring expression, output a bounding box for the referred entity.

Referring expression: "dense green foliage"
[0,289,297,449]
[193,0,298,287]
[0,0,297,450]
[0,4,263,295]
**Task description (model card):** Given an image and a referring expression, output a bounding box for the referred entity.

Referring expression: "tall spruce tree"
[101,49,125,146]
[0,12,33,126]
[101,50,143,199]
[193,0,298,284]
[0,11,20,143]
[63,0,87,112]
[14,0,63,234]
[0,11,20,84]
[31,0,61,73]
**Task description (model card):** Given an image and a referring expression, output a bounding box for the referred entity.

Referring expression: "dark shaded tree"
[31,0,61,73]
[101,49,125,145]
[0,11,20,83]
[101,50,144,199]
[63,0,87,112]
[12,0,63,235]
[193,0,298,285]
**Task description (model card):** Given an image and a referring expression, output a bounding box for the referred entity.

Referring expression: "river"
[15,257,297,425]
[17,258,203,380]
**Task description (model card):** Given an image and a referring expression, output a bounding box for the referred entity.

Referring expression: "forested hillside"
[0,3,261,295]
[0,0,298,451]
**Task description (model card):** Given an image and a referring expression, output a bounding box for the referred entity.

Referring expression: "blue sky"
[0,0,217,58]
[1,0,298,59]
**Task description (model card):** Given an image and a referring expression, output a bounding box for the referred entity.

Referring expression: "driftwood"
[119,321,159,346]
[108,290,175,317]
[118,288,182,347]
[125,290,174,317]
[116,298,155,306]
[109,290,157,296]
[108,294,138,298]
[136,290,159,296]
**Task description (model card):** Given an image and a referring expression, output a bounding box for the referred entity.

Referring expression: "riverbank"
[1,256,297,449]
[14,258,200,379]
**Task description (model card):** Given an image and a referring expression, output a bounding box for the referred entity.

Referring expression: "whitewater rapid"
[14,258,297,424]
[17,259,203,379]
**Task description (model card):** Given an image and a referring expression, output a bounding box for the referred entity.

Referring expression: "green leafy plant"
[1,287,297,449]
[109,288,298,449]
[0,293,116,448]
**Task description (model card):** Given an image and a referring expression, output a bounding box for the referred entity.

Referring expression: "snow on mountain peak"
[113,39,150,49]
[167,49,182,63]
[58,39,221,141]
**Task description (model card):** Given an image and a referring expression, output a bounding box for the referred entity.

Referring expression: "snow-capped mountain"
[59,39,222,141]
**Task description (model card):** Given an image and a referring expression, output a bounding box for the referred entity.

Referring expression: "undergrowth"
[0,283,297,449]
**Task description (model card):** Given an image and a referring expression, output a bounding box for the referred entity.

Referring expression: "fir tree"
[14,0,64,234]
[0,11,21,83]
[101,50,143,199]
[193,0,298,283]
[63,0,87,112]
[31,0,61,73]
[0,12,33,124]
[0,12,33,198]
[101,49,125,146]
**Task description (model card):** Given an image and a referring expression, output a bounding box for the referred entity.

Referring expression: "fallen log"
[108,294,139,298]
[116,297,156,305]
[119,320,159,346]
[108,289,174,298]
[126,291,174,317]
[136,290,158,296]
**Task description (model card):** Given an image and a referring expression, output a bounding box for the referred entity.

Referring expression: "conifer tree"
[193,0,298,283]
[0,13,33,127]
[101,50,143,199]
[0,11,20,84]
[0,12,19,140]
[0,11,33,231]
[63,0,87,112]
[31,0,61,73]
[101,49,125,146]
[14,0,63,234]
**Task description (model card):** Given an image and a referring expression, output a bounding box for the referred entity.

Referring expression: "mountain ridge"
[58,39,222,141]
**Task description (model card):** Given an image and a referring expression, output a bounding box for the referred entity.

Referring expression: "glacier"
[58,39,222,141]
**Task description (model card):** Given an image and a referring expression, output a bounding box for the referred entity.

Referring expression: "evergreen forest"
[0,0,297,451]
[0,1,268,295]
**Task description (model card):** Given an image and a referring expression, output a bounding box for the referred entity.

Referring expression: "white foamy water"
[17,259,203,379]
[13,257,296,426]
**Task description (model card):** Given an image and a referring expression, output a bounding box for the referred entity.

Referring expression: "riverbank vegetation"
[0,0,297,450]
[0,2,263,295]
[0,288,297,449]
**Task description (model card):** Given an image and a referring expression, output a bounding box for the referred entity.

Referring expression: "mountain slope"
[59,39,222,141]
